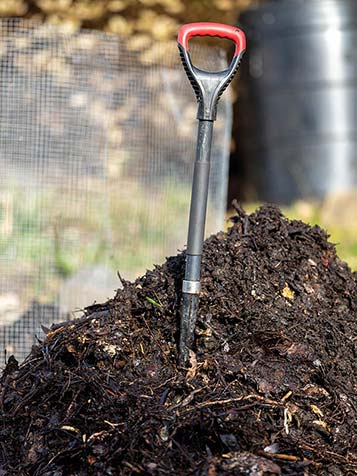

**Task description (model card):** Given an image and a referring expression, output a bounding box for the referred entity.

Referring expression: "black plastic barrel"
[236,0,357,203]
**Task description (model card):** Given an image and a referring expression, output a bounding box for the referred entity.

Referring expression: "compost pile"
[1,205,356,476]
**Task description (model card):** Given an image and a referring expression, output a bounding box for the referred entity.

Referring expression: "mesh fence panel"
[0,19,232,363]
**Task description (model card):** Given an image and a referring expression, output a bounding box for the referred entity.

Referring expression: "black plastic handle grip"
[177,22,246,121]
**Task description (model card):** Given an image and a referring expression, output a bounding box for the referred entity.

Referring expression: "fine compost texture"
[1,205,356,476]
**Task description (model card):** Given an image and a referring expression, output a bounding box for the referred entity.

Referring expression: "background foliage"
[0,0,264,64]
[0,0,356,273]
[0,0,260,35]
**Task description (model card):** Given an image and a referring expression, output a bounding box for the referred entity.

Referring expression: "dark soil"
[1,205,356,476]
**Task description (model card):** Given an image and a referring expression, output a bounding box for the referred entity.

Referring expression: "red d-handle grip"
[178,22,246,57]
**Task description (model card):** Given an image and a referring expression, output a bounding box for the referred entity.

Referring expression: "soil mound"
[1,205,356,476]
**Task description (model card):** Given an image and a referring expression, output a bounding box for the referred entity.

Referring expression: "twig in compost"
[169,386,208,410]
[258,451,321,466]
[297,442,357,466]
[195,394,281,409]
[122,461,144,473]
[38,446,83,474]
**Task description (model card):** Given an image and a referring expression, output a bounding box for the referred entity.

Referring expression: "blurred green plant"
[0,178,200,301]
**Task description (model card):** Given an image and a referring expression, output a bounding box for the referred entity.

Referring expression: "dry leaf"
[282,284,295,301]
[186,349,197,381]
[310,404,324,417]
[61,425,80,434]
[313,420,331,433]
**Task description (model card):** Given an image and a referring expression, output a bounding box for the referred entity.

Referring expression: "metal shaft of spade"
[177,23,246,365]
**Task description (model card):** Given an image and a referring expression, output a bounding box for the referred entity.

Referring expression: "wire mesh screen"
[0,19,232,363]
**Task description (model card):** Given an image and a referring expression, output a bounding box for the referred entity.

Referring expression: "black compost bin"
[236,0,357,203]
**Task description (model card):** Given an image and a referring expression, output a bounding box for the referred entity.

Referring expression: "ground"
[0,205,356,475]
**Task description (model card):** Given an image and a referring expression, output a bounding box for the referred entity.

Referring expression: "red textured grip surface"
[178,22,246,57]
